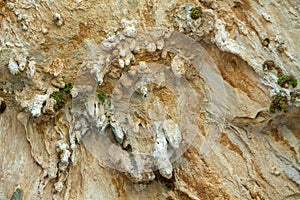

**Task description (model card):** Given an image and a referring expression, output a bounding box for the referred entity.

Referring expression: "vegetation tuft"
[63,83,73,93]
[190,7,202,20]
[277,74,298,88]
[269,94,288,113]
[97,92,106,103]
[51,92,65,111]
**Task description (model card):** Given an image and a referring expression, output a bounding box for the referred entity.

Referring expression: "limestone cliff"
[0,0,299,199]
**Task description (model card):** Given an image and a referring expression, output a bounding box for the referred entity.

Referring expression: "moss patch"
[190,7,202,20]
[97,92,106,103]
[269,94,288,113]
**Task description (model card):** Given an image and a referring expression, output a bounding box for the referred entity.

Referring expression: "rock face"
[0,0,299,200]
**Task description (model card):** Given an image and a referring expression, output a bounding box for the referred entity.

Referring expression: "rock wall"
[0,0,299,199]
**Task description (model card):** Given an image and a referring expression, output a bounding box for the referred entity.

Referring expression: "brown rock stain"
[154,87,179,119]
[71,23,105,46]
[111,176,127,200]
[138,1,155,27]
[270,126,297,160]
[205,45,270,106]
[219,132,244,158]
[180,147,230,200]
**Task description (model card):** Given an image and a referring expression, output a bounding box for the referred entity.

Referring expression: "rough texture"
[0,0,299,200]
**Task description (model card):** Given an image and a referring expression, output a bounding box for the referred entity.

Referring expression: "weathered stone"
[162,119,182,149]
[8,58,20,75]
[51,77,65,89]
[10,188,23,200]
[0,1,299,199]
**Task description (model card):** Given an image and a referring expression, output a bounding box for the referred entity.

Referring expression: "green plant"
[277,74,298,88]
[269,94,288,113]
[51,92,65,111]
[190,7,202,20]
[291,78,298,88]
[63,83,73,93]
[97,92,106,103]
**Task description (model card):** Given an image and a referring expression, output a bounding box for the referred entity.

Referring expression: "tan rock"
[44,58,65,77]
[0,0,299,199]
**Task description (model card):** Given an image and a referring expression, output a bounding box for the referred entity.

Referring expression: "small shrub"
[51,92,65,111]
[190,7,202,20]
[291,78,298,88]
[277,74,298,88]
[97,92,106,103]
[269,94,288,113]
[63,83,73,93]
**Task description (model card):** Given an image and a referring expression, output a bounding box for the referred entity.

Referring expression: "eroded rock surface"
[0,0,299,199]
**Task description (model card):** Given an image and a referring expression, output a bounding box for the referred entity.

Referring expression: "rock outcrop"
[0,0,299,199]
